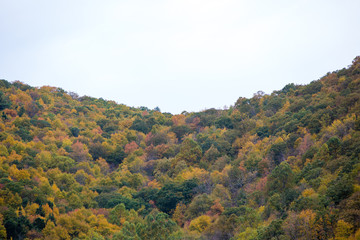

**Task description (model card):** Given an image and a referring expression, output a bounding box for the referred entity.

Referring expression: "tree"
[335,220,353,240]
[171,125,192,141]
[268,140,287,166]
[0,215,7,240]
[113,222,141,240]
[227,165,245,195]
[203,145,221,162]
[4,211,31,240]
[141,211,179,239]
[70,141,92,162]
[176,138,202,164]
[69,127,80,137]
[326,174,353,204]
[186,194,213,219]
[256,219,284,240]
[339,192,360,229]
[51,156,75,172]
[33,217,46,231]
[326,136,341,157]
[283,210,317,240]
[155,179,197,214]
[189,215,212,233]
[267,162,294,195]
[109,203,139,226]
[0,90,11,111]
[172,203,186,227]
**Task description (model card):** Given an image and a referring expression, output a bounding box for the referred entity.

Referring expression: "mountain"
[0,57,359,240]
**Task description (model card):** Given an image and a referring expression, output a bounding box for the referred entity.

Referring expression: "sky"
[1,1,360,114]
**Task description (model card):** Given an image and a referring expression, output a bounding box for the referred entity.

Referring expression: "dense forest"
[0,57,359,240]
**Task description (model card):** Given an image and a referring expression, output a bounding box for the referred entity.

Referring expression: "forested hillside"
[0,57,360,240]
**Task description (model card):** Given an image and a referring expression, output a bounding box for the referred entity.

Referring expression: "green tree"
[267,162,294,195]
[256,219,285,240]
[326,174,353,204]
[176,138,202,164]
[0,90,11,110]
[113,222,141,240]
[141,211,179,239]
[186,194,213,219]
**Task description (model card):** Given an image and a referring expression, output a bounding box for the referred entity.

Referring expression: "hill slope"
[0,57,359,239]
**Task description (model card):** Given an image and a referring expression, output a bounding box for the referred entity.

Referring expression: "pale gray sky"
[1,0,360,113]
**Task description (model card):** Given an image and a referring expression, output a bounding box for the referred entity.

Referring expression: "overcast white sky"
[1,0,360,113]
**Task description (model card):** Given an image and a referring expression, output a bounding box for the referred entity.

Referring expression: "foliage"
[0,57,360,239]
